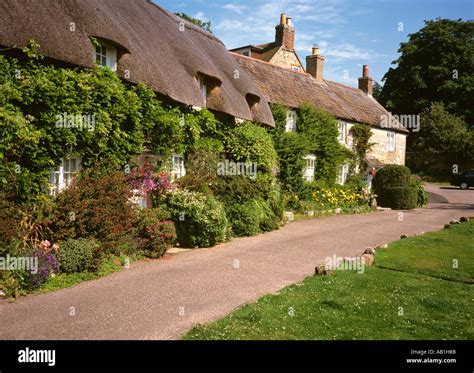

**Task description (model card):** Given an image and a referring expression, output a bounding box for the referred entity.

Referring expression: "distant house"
[0,0,274,204]
[231,13,408,185]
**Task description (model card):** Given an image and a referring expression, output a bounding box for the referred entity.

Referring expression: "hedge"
[376,186,418,210]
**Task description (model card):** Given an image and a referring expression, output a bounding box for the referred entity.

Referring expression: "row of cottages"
[230,14,408,184]
[0,0,274,204]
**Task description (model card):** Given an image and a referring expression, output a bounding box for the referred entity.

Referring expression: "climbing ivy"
[0,40,225,202]
[269,102,347,193]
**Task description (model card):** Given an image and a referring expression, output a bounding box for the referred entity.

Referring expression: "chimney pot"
[358,65,373,95]
[275,13,295,50]
[306,49,325,81]
[363,65,369,78]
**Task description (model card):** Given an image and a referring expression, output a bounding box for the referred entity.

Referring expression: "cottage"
[0,0,275,202]
[231,13,409,184]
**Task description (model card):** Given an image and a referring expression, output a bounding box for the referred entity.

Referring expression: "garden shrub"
[410,176,429,207]
[27,243,60,289]
[223,122,278,174]
[162,189,229,248]
[135,208,176,258]
[373,165,412,190]
[226,201,262,237]
[56,238,103,274]
[51,166,138,255]
[376,186,418,210]
[374,165,422,210]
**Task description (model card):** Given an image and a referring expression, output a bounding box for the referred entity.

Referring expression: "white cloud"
[222,3,246,14]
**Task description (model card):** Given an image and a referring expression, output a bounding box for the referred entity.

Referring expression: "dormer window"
[286,110,297,132]
[93,40,117,72]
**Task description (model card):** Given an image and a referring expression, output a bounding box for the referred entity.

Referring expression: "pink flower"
[41,240,51,248]
[52,243,59,253]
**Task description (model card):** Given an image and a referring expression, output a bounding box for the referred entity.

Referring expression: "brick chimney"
[275,13,295,51]
[358,65,373,95]
[306,47,325,81]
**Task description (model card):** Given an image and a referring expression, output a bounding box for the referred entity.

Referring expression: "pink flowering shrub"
[135,208,176,258]
[127,163,174,196]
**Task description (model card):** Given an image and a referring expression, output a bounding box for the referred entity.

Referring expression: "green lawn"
[184,221,474,340]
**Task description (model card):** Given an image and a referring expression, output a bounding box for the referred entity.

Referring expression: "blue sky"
[156,0,473,87]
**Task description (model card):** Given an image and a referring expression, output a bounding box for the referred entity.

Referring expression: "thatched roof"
[232,53,408,133]
[0,0,274,126]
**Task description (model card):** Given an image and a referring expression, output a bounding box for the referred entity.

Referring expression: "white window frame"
[337,163,350,185]
[338,121,347,144]
[49,156,82,196]
[198,77,207,106]
[303,154,316,182]
[387,132,396,152]
[94,41,117,72]
[285,110,297,132]
[172,154,186,180]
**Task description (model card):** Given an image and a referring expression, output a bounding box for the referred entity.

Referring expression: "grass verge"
[184,221,474,340]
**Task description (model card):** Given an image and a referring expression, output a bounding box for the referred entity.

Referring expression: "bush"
[410,176,429,207]
[56,238,103,274]
[376,186,418,210]
[28,247,60,289]
[135,208,176,258]
[223,122,278,174]
[226,201,261,237]
[374,165,419,210]
[373,165,412,190]
[52,166,138,255]
[162,190,229,248]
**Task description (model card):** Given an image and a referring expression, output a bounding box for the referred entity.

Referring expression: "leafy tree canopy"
[379,18,474,127]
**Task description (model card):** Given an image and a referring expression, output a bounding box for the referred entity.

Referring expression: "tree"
[175,13,212,33]
[372,81,382,101]
[379,19,474,127]
[408,102,473,178]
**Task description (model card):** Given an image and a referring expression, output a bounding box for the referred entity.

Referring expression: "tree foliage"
[408,102,473,177]
[379,18,474,126]
[175,12,212,33]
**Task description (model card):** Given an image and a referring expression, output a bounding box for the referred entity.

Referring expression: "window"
[286,110,297,132]
[303,155,316,182]
[337,163,350,185]
[242,51,250,57]
[49,157,81,196]
[198,77,207,106]
[338,122,347,144]
[94,41,117,71]
[387,132,396,152]
[172,154,186,180]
